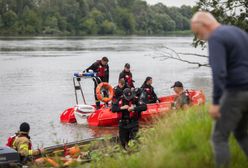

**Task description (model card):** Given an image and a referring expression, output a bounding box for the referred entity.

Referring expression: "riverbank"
[0,30,192,39]
[91,105,247,168]
[30,105,248,167]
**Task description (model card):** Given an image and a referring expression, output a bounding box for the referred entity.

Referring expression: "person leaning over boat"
[191,11,248,167]
[112,88,147,149]
[119,63,135,89]
[141,77,160,104]
[171,81,190,110]
[6,122,45,163]
[112,79,126,103]
[83,57,109,109]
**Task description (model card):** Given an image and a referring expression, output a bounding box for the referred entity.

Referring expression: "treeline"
[0,0,193,35]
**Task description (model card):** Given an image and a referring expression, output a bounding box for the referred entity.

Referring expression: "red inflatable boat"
[60,76,206,127]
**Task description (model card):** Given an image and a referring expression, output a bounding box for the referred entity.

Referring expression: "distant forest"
[0,0,193,35]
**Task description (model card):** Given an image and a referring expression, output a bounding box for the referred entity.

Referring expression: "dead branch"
[153,46,210,67]
[177,52,208,58]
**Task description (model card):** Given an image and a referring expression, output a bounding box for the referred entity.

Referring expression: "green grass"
[91,105,248,168]
[30,105,248,167]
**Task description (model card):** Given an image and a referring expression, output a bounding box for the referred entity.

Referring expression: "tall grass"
[92,105,248,168]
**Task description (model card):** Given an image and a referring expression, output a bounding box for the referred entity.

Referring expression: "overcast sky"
[145,0,197,7]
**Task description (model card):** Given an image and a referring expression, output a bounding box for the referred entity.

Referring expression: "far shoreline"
[0,30,193,39]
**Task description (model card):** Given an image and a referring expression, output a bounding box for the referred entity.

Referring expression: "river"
[0,36,211,147]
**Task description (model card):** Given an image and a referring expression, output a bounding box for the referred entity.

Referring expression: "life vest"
[6,135,16,148]
[96,61,107,78]
[144,88,153,101]
[118,99,132,107]
[6,134,32,150]
[118,99,139,119]
[125,74,133,87]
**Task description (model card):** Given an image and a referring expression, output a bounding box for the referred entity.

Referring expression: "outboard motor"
[0,146,20,167]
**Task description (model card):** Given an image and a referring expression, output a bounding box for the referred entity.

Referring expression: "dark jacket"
[141,83,159,104]
[85,60,109,82]
[112,85,124,103]
[119,70,134,88]
[112,97,147,121]
[209,25,248,105]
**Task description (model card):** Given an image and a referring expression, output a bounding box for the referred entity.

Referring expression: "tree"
[0,0,194,35]
[114,8,135,34]
[2,10,17,28]
[81,18,98,34]
[22,8,41,33]
[194,0,248,47]
[100,20,115,34]
[150,13,176,33]
[0,15,3,27]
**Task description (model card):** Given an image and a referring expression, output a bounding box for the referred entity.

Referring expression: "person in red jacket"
[84,57,109,109]
[119,63,135,89]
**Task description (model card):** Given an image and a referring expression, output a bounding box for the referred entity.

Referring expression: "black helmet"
[123,88,134,101]
[20,122,30,133]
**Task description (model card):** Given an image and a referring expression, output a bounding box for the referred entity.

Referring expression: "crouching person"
[112,88,147,149]
[6,122,44,163]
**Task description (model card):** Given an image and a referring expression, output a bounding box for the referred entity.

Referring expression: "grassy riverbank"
[31,105,248,167]
[91,105,248,168]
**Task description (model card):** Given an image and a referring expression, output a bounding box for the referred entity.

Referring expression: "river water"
[0,36,211,147]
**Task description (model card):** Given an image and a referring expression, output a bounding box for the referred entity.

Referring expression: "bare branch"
[177,52,209,58]
[153,46,210,67]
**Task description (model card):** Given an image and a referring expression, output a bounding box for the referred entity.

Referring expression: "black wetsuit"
[112,85,124,103]
[85,60,109,107]
[112,97,147,148]
[141,83,159,104]
[119,70,135,88]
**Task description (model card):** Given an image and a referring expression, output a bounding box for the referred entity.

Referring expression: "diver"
[141,77,160,104]
[119,63,135,89]
[171,81,190,110]
[112,88,147,149]
[83,57,109,109]
[6,122,45,164]
[112,79,125,103]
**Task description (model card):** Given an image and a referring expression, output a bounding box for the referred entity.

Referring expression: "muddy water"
[0,36,211,147]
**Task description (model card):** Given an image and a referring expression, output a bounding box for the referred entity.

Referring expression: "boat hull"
[60,90,206,127]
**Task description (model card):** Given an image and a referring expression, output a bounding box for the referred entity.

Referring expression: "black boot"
[96,101,101,110]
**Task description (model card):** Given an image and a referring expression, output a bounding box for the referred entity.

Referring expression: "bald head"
[191,11,221,41]
[191,11,219,25]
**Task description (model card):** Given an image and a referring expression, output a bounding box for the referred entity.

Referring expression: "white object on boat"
[74,105,95,125]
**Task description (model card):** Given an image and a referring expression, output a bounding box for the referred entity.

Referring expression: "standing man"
[84,57,109,109]
[119,63,135,89]
[191,11,248,167]
[112,88,147,149]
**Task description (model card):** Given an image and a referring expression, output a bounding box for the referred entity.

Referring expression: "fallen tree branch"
[159,54,210,67]
[177,52,208,58]
[153,46,210,67]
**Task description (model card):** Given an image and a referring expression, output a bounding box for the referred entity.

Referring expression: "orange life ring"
[96,82,114,103]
